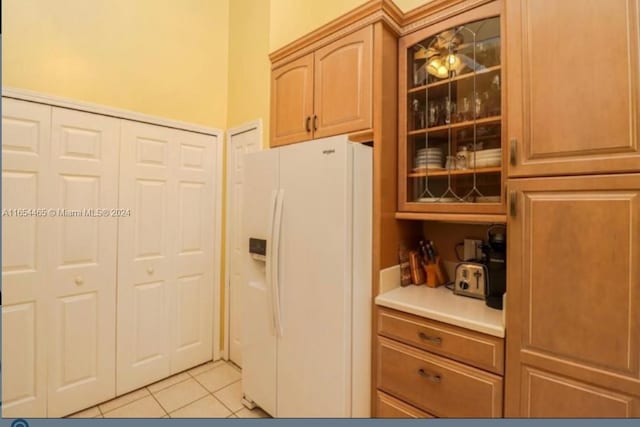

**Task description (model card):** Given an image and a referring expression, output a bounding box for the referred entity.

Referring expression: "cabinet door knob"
[74,276,84,286]
[418,332,442,345]
[305,116,311,132]
[418,368,442,383]
[509,138,518,166]
[147,267,154,275]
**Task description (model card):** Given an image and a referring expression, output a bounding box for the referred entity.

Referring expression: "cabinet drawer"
[377,337,503,418]
[378,307,504,374]
[376,391,434,418]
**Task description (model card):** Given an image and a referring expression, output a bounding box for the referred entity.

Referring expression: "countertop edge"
[375,294,505,338]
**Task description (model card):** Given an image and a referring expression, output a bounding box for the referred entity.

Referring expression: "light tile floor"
[67,360,269,419]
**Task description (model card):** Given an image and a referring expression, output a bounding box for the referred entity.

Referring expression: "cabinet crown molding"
[269,0,403,66]
[269,0,499,67]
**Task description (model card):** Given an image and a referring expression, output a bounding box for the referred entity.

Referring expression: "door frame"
[223,119,263,361]
[212,129,224,362]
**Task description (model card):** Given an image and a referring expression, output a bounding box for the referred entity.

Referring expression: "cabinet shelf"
[395,212,507,223]
[408,65,501,94]
[408,166,501,178]
[408,116,501,136]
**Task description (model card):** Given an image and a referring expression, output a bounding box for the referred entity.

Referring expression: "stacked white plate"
[468,148,501,168]
[417,197,459,203]
[476,195,501,203]
[414,147,444,170]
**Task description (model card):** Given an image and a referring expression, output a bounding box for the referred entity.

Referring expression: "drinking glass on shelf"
[460,97,470,122]
[412,99,425,129]
[445,155,456,170]
[474,93,483,118]
[456,146,469,169]
[444,97,451,125]
[428,103,438,127]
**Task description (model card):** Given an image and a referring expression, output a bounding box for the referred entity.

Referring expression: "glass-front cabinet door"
[398,3,505,215]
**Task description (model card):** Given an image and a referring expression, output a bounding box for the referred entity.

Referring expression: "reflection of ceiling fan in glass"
[415,27,485,80]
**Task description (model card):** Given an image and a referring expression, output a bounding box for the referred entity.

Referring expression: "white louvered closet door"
[47,108,119,417]
[1,98,51,418]
[117,120,215,394]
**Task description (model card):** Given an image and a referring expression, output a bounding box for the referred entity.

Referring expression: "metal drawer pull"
[313,115,318,131]
[418,332,442,345]
[418,368,442,383]
[509,138,517,166]
[305,116,311,132]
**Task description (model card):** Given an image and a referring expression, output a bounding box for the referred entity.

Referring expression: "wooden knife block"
[424,257,447,288]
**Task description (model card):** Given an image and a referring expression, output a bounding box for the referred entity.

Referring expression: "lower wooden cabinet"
[375,308,504,418]
[505,174,640,417]
[519,367,640,418]
[376,391,434,418]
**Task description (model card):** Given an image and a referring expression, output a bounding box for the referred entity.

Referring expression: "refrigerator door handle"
[272,189,285,337]
[266,189,278,335]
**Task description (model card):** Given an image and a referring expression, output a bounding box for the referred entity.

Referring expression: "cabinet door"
[507,0,640,177]
[505,174,640,416]
[314,26,372,139]
[271,54,314,147]
[47,108,119,416]
[520,367,640,417]
[1,98,50,418]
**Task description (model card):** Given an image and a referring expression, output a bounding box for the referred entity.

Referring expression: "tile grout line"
[163,392,228,418]
[148,374,192,394]
[99,388,150,416]
[97,361,235,418]
[209,380,242,415]
[189,370,240,395]
[147,387,170,417]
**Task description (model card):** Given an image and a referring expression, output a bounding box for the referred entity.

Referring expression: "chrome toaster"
[454,262,488,299]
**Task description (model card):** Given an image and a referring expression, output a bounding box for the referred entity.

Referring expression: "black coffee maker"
[483,225,506,310]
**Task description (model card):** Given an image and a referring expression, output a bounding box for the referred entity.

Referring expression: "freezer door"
[240,149,279,416]
[276,136,353,417]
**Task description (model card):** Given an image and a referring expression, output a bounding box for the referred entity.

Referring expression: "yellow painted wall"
[269,0,368,51]
[396,0,435,13]
[2,0,230,128]
[227,0,271,139]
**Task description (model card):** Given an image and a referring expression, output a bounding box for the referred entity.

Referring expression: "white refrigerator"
[240,135,372,418]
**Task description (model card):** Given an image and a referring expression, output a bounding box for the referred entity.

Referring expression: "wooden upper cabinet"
[507,0,640,177]
[270,25,374,147]
[505,174,640,416]
[271,54,314,147]
[314,26,372,138]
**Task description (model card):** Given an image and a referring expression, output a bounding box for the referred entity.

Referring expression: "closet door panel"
[1,98,50,418]
[117,120,174,394]
[47,108,119,417]
[171,131,215,372]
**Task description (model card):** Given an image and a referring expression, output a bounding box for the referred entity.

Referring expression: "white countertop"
[375,284,505,338]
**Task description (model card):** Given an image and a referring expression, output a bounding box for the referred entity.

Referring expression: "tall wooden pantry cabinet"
[505,0,640,417]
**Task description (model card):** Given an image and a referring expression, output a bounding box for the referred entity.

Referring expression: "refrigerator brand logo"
[322,149,335,155]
